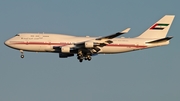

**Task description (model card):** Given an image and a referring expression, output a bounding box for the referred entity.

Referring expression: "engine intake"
[85,42,94,48]
[61,46,70,53]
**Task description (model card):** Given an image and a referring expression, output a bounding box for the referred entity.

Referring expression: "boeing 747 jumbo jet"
[5,15,175,62]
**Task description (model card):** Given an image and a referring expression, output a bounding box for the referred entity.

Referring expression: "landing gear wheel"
[79,59,83,62]
[20,50,24,58]
[77,55,83,59]
[87,56,91,61]
[21,55,24,58]
[86,55,91,61]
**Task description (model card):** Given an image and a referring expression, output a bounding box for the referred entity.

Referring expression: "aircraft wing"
[74,28,131,47]
[54,28,130,54]
[96,28,130,40]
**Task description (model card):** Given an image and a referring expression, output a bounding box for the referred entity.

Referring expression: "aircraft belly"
[100,46,135,54]
[13,45,54,52]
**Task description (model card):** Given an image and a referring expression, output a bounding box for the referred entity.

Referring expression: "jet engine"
[61,46,70,53]
[85,42,94,48]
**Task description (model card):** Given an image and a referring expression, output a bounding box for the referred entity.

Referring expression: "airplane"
[4,15,175,62]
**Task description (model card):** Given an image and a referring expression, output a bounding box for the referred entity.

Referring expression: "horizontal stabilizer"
[146,36,173,43]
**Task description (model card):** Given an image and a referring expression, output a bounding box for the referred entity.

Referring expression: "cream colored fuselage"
[5,33,169,54]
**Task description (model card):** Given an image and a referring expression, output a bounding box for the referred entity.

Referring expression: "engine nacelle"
[85,41,94,48]
[61,46,70,53]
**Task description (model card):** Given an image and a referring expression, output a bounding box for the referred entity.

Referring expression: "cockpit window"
[15,34,20,36]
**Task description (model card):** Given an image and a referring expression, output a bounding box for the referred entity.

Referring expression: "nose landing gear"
[20,50,24,58]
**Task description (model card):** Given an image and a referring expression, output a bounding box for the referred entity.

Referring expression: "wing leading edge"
[74,28,131,47]
[96,28,130,40]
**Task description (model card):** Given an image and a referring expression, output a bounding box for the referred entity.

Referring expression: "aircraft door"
[24,37,28,45]
[39,34,43,39]
[38,34,44,51]
[134,42,140,50]
[44,40,53,51]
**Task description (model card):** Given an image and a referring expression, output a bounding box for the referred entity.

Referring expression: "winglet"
[121,28,131,33]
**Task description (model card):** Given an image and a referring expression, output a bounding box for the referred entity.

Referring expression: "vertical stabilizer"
[137,15,175,38]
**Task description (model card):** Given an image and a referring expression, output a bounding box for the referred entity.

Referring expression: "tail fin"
[137,15,175,38]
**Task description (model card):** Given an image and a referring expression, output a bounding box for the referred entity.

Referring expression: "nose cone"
[4,40,10,46]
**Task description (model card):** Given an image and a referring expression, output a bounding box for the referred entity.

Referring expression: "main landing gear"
[20,50,24,58]
[77,50,92,62]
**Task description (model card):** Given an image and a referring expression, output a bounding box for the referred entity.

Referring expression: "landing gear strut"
[20,50,24,58]
[77,50,83,62]
[77,50,92,62]
[85,55,91,61]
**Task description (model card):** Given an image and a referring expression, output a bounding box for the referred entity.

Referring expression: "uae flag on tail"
[150,23,169,30]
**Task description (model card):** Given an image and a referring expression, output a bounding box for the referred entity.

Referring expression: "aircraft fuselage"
[5,33,169,54]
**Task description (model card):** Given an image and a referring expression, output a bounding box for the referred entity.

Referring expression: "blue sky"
[0,0,180,101]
